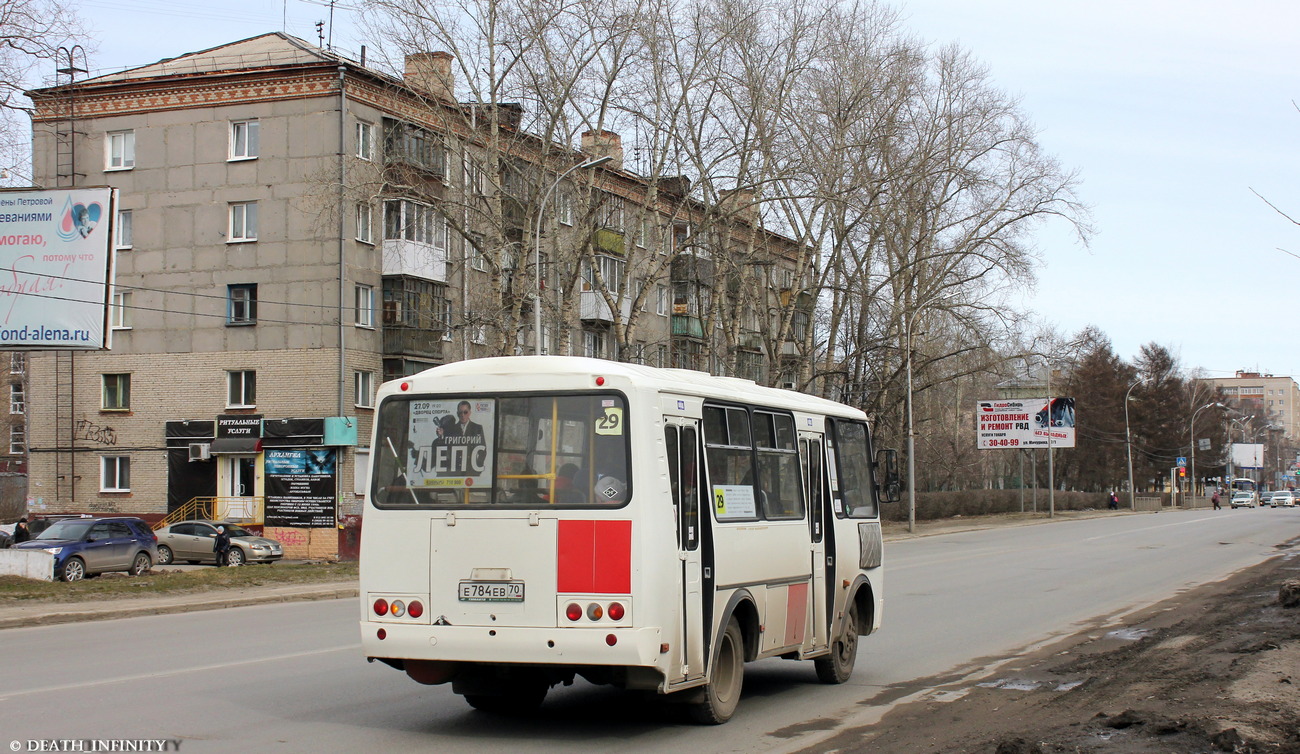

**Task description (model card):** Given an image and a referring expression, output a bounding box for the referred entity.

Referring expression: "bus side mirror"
[876,448,901,503]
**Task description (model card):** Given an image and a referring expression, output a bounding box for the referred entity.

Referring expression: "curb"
[0,585,359,630]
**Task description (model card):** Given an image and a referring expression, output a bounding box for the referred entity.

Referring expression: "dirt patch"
[804,547,1300,753]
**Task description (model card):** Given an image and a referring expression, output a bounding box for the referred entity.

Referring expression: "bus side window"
[801,437,824,541]
[666,426,681,539]
[681,427,699,550]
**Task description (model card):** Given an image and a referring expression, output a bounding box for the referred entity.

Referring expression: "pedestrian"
[214,525,231,567]
[1212,489,1221,510]
[1108,491,1119,510]
[12,516,30,543]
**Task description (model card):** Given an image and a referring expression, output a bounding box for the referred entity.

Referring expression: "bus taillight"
[408,601,424,619]
[587,603,604,620]
[373,598,389,616]
[565,603,583,621]
[608,602,625,621]
[390,600,406,617]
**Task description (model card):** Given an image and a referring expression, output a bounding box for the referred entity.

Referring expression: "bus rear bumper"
[361,621,666,669]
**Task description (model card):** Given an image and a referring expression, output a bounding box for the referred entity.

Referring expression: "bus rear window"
[372,393,630,508]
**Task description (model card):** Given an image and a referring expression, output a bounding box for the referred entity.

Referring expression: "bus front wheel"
[687,618,745,724]
[815,600,859,684]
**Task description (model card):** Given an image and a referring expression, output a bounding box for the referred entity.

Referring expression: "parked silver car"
[154,520,284,566]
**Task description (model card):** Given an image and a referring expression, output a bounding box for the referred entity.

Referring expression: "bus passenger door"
[801,434,829,653]
[665,418,707,683]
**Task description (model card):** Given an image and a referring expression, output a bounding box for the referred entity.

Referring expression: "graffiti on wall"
[75,419,116,445]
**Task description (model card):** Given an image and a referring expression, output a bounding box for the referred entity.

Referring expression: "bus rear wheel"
[815,600,859,684]
[687,618,744,724]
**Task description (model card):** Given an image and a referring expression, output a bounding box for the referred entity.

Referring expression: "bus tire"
[687,618,745,724]
[815,600,859,684]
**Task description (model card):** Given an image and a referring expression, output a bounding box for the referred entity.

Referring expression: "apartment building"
[20,33,813,553]
[1199,371,1300,440]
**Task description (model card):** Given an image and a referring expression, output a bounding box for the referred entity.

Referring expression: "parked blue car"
[14,516,158,581]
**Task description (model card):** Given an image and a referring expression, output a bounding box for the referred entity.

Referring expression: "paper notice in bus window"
[405,399,495,490]
[595,407,624,436]
[713,485,757,520]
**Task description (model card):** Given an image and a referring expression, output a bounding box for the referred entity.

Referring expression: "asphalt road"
[1,507,1295,753]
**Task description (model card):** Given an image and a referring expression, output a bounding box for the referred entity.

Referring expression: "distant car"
[1229,492,1256,509]
[13,517,158,581]
[154,520,284,566]
[1268,490,1296,508]
[0,527,12,549]
[27,514,93,538]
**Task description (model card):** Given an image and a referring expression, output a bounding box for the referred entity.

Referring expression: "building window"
[469,241,487,272]
[100,456,130,492]
[583,329,606,359]
[463,157,486,196]
[636,216,649,248]
[116,210,133,248]
[470,322,486,345]
[227,370,256,408]
[102,373,130,411]
[439,297,453,341]
[354,370,374,409]
[10,383,24,414]
[10,353,24,375]
[656,284,668,316]
[228,284,257,325]
[229,119,259,160]
[356,121,374,160]
[356,202,373,244]
[106,130,134,170]
[355,284,374,328]
[9,425,25,455]
[582,255,625,292]
[557,191,573,226]
[111,291,132,329]
[383,119,445,175]
[383,199,444,249]
[229,202,258,242]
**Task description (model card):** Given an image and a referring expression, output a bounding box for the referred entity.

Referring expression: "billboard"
[977,397,1076,449]
[0,187,115,349]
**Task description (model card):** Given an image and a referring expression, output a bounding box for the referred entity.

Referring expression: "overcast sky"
[71,0,1300,379]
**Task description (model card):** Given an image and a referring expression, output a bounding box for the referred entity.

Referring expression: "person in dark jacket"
[214,525,232,567]
[13,517,30,544]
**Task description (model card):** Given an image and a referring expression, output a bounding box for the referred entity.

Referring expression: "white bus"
[360,356,900,723]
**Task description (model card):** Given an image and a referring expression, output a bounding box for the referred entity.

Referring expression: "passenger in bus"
[553,463,585,503]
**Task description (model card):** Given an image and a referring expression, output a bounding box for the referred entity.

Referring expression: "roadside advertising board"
[0,187,115,349]
[977,397,1077,449]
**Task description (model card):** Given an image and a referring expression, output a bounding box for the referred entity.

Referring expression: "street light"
[1124,377,1147,509]
[532,155,613,354]
[1189,401,1225,506]
[906,290,955,533]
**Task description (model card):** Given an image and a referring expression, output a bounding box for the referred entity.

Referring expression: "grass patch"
[0,561,358,603]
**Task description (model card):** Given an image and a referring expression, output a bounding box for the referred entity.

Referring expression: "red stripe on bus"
[557,520,631,594]
[785,581,809,646]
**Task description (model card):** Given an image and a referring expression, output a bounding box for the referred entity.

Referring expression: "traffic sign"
[1176,456,1187,467]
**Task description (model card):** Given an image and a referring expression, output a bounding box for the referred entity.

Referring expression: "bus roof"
[386,356,867,420]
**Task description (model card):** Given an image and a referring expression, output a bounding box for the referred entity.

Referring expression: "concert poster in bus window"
[405,399,496,490]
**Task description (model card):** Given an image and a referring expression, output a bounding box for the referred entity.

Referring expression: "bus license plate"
[459,581,525,602]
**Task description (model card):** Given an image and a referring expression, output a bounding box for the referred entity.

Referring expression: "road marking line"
[0,644,358,701]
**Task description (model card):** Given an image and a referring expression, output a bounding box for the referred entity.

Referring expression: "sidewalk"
[0,580,358,630]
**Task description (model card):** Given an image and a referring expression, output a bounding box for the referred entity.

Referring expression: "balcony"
[593,228,625,256]
[383,326,444,360]
[672,315,705,339]
[579,290,633,323]
[383,239,447,282]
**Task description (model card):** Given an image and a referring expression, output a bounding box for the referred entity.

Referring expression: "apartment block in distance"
[21,33,814,555]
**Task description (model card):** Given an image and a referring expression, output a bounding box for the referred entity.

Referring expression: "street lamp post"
[532,155,612,354]
[1124,378,1146,509]
[906,291,954,533]
[1190,402,1225,506]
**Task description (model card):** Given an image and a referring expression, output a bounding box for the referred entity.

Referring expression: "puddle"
[977,678,1042,691]
[1105,628,1153,641]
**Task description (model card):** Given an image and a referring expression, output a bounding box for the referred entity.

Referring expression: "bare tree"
[0,0,85,181]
